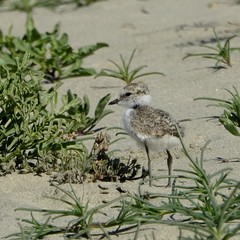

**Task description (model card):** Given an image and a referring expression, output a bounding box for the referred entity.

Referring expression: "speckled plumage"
[109,82,184,186]
[129,105,182,138]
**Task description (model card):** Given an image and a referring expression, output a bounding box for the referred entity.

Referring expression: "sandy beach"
[0,0,240,239]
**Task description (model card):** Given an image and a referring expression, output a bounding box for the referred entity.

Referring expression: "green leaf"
[78,42,109,57]
[60,33,68,45]
[0,54,16,65]
[220,113,240,136]
[83,95,90,115]
[94,94,112,120]
[12,38,29,51]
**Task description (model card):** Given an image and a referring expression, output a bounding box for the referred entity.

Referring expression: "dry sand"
[0,0,240,239]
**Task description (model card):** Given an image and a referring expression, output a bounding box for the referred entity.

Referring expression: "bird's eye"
[125,92,132,97]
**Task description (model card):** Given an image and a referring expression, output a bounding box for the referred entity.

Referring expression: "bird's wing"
[130,106,182,138]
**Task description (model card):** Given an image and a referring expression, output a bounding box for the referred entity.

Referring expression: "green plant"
[159,134,240,240]
[9,128,240,239]
[195,87,240,136]
[8,183,161,239]
[0,0,101,12]
[119,136,240,240]
[0,53,112,175]
[0,0,57,12]
[0,14,108,81]
[7,184,103,239]
[7,184,130,239]
[71,0,102,6]
[95,49,164,85]
[114,129,240,239]
[183,30,239,68]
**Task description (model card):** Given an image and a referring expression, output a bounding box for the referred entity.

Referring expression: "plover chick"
[109,82,184,187]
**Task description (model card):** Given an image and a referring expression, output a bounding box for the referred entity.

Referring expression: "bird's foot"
[165,180,172,188]
[141,167,149,179]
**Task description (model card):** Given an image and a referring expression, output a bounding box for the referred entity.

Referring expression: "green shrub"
[9,136,240,239]
[96,49,164,85]
[195,87,240,137]
[0,53,112,175]
[0,14,108,82]
[0,0,101,12]
[183,30,239,68]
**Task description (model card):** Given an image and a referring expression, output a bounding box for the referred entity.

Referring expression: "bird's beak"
[109,98,119,105]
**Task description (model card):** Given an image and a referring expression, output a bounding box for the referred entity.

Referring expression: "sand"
[0,0,240,239]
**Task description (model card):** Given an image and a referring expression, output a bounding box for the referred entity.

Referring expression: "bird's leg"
[144,143,152,186]
[166,150,173,187]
